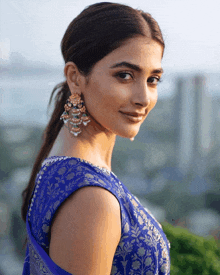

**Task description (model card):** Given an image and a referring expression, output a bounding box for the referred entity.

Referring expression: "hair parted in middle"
[62,2,164,76]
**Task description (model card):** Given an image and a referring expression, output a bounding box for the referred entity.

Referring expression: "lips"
[121,112,145,117]
[120,111,144,122]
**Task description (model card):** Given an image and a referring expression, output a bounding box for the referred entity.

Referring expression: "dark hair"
[21,2,165,222]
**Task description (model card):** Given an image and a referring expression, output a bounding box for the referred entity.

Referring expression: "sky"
[1,0,220,74]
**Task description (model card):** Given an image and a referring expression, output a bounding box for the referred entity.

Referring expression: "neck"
[48,125,116,171]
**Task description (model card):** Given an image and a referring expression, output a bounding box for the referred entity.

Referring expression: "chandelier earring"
[60,93,90,137]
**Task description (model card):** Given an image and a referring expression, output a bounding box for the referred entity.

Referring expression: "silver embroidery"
[28,157,170,274]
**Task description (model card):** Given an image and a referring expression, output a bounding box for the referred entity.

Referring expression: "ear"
[64,62,83,95]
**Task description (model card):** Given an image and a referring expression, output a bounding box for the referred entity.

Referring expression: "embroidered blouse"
[25,156,170,274]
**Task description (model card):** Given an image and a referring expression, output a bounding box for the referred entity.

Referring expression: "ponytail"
[21,82,70,222]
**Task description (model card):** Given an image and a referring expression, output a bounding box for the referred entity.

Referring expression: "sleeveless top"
[26,156,171,274]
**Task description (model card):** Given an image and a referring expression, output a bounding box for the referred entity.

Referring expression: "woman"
[21,2,170,274]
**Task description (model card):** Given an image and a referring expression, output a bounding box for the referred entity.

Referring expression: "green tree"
[162,222,220,274]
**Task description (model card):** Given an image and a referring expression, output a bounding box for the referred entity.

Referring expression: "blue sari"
[23,216,71,275]
[23,156,170,274]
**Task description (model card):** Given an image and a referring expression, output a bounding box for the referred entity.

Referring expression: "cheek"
[84,86,117,116]
[149,92,158,110]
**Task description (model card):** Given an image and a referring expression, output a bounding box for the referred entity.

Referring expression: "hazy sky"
[1,0,220,73]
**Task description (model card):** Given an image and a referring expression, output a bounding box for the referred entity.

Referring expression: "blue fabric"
[23,216,71,275]
[23,156,170,275]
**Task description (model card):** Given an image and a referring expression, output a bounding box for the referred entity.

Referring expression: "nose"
[131,83,151,107]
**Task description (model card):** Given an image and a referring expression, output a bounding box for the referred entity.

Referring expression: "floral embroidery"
[28,238,54,275]
[28,156,170,274]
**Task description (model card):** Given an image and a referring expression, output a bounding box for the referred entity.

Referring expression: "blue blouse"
[24,156,170,275]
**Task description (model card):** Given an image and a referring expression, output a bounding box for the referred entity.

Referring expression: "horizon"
[0,0,220,72]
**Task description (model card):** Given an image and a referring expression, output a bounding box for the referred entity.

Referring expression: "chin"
[103,121,141,139]
[116,127,140,140]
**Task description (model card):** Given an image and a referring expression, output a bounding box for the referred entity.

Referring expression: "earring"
[60,93,90,136]
[130,137,135,141]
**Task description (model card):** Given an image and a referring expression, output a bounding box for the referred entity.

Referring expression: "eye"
[115,72,133,80]
[148,76,162,86]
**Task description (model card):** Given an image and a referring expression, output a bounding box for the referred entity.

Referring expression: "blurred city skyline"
[1,52,220,127]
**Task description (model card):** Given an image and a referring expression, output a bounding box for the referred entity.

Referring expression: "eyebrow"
[110,61,164,74]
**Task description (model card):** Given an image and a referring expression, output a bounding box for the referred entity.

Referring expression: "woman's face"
[82,36,163,139]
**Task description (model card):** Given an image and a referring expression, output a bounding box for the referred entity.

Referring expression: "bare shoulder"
[49,186,121,275]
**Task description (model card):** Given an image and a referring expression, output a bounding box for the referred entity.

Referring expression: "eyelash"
[115,72,162,86]
[148,76,162,85]
[115,72,133,80]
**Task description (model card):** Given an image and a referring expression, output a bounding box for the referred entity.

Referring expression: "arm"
[49,186,121,275]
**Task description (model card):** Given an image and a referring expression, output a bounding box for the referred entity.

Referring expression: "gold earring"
[60,93,90,136]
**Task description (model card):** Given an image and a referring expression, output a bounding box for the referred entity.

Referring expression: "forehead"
[96,37,163,71]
